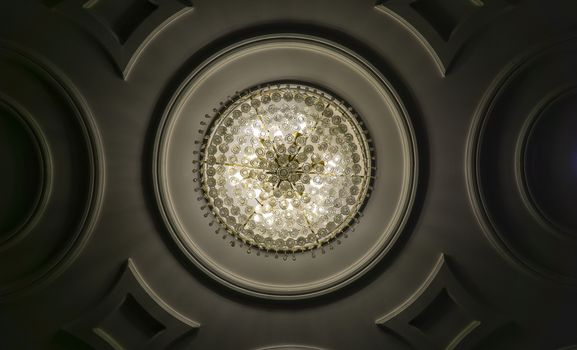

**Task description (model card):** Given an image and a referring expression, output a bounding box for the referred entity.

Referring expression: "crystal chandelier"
[200,83,372,253]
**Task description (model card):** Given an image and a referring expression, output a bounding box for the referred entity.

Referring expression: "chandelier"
[199,83,373,253]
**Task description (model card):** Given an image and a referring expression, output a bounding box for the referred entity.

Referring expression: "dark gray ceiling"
[0,0,576,349]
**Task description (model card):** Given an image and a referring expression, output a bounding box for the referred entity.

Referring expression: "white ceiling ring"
[153,34,418,299]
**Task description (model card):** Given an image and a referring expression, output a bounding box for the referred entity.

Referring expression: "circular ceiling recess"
[467,38,577,284]
[522,89,577,234]
[0,98,50,244]
[154,34,417,299]
[200,83,372,253]
[0,44,103,300]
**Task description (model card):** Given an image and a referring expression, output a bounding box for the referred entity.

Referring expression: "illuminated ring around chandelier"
[200,83,372,253]
[154,34,418,299]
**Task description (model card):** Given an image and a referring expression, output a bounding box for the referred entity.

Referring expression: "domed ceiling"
[0,0,576,349]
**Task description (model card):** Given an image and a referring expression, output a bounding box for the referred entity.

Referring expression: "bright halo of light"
[200,83,372,252]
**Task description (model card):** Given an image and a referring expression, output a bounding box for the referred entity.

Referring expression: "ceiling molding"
[64,259,200,350]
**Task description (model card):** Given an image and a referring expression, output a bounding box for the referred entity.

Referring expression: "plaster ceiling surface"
[0,0,576,349]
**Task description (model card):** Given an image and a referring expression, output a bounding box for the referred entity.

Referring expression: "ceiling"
[0,0,576,349]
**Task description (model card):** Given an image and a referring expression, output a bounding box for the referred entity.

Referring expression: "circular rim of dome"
[153,34,418,299]
[198,82,374,253]
[0,94,53,247]
[0,42,104,300]
[466,37,577,285]
[516,87,577,238]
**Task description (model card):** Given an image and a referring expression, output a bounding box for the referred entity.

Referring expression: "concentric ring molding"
[466,36,577,284]
[0,94,53,247]
[0,42,105,300]
[154,34,418,299]
[515,87,577,238]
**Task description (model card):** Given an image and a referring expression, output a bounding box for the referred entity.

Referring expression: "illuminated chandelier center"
[200,83,372,252]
